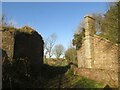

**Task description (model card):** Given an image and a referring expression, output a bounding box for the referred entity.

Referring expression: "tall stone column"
[84,15,95,68]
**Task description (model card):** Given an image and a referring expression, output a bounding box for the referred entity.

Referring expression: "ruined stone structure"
[77,15,120,88]
[1,26,44,76]
[1,29,15,62]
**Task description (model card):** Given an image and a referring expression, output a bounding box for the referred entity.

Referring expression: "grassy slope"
[44,69,104,88]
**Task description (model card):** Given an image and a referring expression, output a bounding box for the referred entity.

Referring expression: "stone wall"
[77,41,85,68]
[76,68,119,87]
[13,27,44,76]
[1,30,15,62]
[93,35,119,71]
[14,27,44,64]
[77,15,120,88]
[1,26,44,78]
[77,35,119,87]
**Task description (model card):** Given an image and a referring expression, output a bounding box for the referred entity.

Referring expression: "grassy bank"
[45,68,104,88]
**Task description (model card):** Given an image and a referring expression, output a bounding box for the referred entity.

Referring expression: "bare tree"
[44,33,57,58]
[74,21,85,34]
[53,44,65,59]
[92,13,104,34]
[0,14,17,28]
[0,14,7,27]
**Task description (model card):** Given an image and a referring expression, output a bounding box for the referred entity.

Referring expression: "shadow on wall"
[13,31,44,78]
[2,49,11,88]
[2,26,44,88]
[13,31,44,64]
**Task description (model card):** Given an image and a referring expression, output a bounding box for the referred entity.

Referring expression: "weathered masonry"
[1,29,15,62]
[77,15,120,88]
[0,26,44,76]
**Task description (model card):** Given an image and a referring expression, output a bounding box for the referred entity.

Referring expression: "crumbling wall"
[13,27,44,76]
[77,40,85,68]
[1,26,44,64]
[1,30,15,62]
[77,15,119,88]
[76,68,119,87]
[93,35,119,71]
[1,26,44,88]
[77,36,119,87]
[1,26,44,78]
[14,29,44,64]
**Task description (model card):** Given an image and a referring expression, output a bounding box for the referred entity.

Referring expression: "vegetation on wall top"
[72,2,119,50]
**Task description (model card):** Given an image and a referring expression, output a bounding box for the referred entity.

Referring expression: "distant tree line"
[44,33,78,65]
[44,33,65,59]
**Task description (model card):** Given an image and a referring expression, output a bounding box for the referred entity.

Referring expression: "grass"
[65,69,103,88]
[45,68,104,88]
[2,26,18,32]
[2,26,35,34]
[73,76,103,88]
